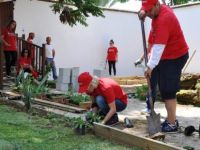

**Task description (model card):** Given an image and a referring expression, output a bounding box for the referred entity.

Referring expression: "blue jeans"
[95,96,126,115]
[46,58,57,80]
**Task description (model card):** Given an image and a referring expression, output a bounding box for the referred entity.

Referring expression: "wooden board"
[94,123,182,150]
[33,98,86,113]
[0,90,86,113]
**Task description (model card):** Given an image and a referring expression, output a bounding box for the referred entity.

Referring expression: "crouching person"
[17,49,38,78]
[78,72,127,125]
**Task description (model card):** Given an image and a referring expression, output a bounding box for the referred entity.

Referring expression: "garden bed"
[94,118,199,150]
[0,90,88,113]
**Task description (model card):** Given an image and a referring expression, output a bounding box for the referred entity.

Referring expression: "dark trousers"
[4,51,17,76]
[146,66,158,110]
[95,95,126,116]
[108,61,116,76]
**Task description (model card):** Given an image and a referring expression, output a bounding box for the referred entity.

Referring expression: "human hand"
[134,58,143,66]
[100,120,106,125]
[144,66,152,78]
[138,10,146,20]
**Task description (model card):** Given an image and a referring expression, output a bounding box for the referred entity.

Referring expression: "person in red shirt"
[27,32,35,64]
[17,49,38,78]
[78,72,127,125]
[106,39,118,76]
[1,20,17,77]
[138,0,189,132]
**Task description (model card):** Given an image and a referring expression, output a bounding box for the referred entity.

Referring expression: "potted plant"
[73,117,86,135]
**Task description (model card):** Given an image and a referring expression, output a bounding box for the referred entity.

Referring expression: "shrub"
[135,84,148,101]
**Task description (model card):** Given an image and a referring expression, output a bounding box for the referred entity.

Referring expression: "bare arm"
[101,101,116,124]
[1,35,10,46]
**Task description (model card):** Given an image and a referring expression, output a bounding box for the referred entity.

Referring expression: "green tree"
[51,0,104,27]
[51,0,130,27]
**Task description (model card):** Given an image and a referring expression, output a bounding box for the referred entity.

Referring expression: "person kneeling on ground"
[78,72,127,125]
[17,49,38,78]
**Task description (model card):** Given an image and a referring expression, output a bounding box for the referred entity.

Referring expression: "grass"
[0,104,141,150]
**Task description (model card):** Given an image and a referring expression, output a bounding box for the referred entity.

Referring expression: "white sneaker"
[141,108,151,114]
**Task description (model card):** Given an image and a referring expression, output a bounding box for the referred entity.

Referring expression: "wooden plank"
[94,123,182,150]
[0,91,86,113]
[33,98,86,113]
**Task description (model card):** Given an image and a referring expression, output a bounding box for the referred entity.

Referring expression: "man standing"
[138,0,189,132]
[45,36,58,80]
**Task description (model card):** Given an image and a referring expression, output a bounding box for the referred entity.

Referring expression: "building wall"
[173,5,200,73]
[14,0,146,77]
[14,0,200,77]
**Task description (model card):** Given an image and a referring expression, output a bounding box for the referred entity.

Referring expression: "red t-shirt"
[19,57,32,67]
[1,28,17,51]
[87,78,127,105]
[148,5,188,60]
[107,46,118,61]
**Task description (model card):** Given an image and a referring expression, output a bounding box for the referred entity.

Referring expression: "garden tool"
[124,117,134,128]
[104,60,107,69]
[184,125,200,137]
[140,20,161,136]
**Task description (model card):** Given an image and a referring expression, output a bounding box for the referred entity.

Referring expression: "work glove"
[134,58,144,66]
[138,10,146,20]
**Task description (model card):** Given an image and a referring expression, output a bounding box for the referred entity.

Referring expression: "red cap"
[78,72,93,93]
[141,0,158,11]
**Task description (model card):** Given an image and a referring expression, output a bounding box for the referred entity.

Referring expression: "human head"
[78,72,99,93]
[28,32,35,40]
[78,72,93,93]
[109,39,114,46]
[141,0,160,19]
[21,49,30,57]
[46,36,51,44]
[7,20,16,32]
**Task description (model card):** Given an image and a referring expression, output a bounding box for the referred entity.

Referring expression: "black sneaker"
[161,120,179,132]
[105,114,119,126]
[161,119,179,127]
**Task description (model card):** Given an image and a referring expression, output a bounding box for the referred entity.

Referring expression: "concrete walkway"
[120,98,200,128]
[118,98,200,149]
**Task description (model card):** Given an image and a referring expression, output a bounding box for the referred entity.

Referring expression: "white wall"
[14,0,145,77]
[173,5,200,73]
[14,0,200,77]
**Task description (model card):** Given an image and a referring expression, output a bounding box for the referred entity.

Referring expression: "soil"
[118,98,200,149]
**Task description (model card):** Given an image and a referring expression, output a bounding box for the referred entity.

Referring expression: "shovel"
[140,20,161,136]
